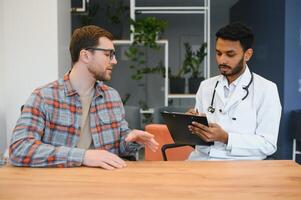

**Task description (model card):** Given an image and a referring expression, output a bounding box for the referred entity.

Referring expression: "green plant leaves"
[178,42,207,78]
[125,17,168,80]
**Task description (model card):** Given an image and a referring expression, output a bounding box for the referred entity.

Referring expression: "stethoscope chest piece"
[207,72,254,115]
[207,106,215,113]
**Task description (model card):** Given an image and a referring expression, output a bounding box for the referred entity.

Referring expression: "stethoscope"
[207,72,254,114]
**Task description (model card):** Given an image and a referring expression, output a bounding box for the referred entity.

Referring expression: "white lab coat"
[188,67,282,160]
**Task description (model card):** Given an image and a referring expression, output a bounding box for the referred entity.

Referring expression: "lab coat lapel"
[215,76,226,105]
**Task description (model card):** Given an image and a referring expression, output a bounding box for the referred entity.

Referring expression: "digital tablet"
[161,111,213,146]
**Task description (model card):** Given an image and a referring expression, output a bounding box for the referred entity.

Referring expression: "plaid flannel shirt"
[9,72,139,167]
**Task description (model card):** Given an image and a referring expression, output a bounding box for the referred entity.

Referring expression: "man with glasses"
[9,25,158,169]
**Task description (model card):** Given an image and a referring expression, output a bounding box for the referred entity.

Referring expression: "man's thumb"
[125,133,134,142]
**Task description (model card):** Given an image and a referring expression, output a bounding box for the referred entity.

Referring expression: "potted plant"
[124,17,167,111]
[169,42,207,94]
[168,47,196,94]
[130,17,167,49]
[182,42,207,93]
[125,17,168,80]
[169,65,189,94]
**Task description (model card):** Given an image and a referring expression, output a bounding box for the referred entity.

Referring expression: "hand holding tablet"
[161,111,213,145]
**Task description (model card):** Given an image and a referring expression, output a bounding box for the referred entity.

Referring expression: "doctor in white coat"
[187,22,282,160]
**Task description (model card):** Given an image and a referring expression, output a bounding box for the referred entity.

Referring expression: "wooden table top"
[1,160,301,200]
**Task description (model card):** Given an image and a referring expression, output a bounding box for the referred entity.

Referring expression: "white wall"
[0,0,71,152]
[58,0,71,78]
[0,0,7,154]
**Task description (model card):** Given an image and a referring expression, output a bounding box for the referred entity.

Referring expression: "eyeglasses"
[85,47,116,60]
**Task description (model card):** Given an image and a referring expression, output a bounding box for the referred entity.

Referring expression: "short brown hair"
[69,25,114,64]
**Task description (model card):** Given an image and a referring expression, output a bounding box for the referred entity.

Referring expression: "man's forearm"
[10,138,85,167]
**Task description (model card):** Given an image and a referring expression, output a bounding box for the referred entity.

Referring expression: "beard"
[95,71,111,81]
[88,65,112,82]
[218,56,245,77]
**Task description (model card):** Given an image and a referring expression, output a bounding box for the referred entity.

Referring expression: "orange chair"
[145,124,194,161]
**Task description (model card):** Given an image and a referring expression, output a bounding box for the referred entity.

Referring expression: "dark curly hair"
[216,22,254,51]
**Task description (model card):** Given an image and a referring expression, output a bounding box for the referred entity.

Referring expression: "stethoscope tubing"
[207,72,254,114]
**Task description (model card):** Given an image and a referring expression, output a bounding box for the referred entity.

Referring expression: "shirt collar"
[220,64,250,88]
[63,71,109,97]
[63,72,77,96]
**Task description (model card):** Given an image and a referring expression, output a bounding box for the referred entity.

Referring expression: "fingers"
[209,123,220,128]
[199,113,206,117]
[101,155,127,169]
[150,138,159,146]
[126,130,154,142]
[192,131,211,142]
[106,153,127,167]
[98,162,115,170]
[125,130,159,152]
[191,121,209,131]
[136,134,159,152]
[188,123,214,142]
[83,150,127,170]
[138,133,155,142]
[139,131,155,138]
[125,132,135,142]
[142,133,158,144]
[145,138,159,148]
[127,130,158,144]
[142,133,159,151]
[189,125,211,140]
[145,138,159,152]
[186,108,198,115]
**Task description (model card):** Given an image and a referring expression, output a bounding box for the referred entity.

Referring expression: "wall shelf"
[167,94,196,99]
[115,0,210,107]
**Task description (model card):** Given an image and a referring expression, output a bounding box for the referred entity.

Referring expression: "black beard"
[219,56,244,77]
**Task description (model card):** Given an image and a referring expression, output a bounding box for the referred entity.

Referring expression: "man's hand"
[125,130,159,152]
[83,150,127,170]
[185,108,206,117]
[186,108,199,115]
[188,122,228,144]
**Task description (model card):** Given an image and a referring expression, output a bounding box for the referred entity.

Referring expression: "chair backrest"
[291,110,301,142]
[144,124,194,161]
[124,105,141,130]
